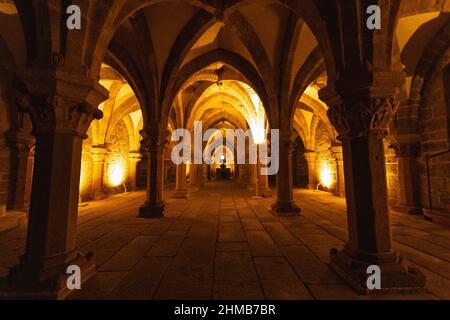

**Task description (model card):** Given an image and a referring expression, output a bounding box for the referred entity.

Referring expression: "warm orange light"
[320,165,333,188]
[108,156,126,187]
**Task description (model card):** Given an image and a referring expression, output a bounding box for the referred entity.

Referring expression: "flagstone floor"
[1,180,449,300]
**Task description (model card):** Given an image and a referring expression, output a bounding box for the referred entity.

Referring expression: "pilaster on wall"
[128,151,142,191]
[5,131,35,211]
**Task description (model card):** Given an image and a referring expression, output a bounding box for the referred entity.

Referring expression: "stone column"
[321,88,426,293]
[331,144,345,197]
[172,163,188,198]
[248,164,257,188]
[198,164,205,187]
[5,87,106,299]
[189,163,199,191]
[128,151,141,192]
[6,132,35,211]
[139,130,166,218]
[91,145,107,200]
[303,150,316,190]
[391,139,421,214]
[271,132,300,215]
[257,142,271,197]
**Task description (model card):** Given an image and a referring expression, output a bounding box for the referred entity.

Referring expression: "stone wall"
[385,141,399,206]
[314,120,336,191]
[418,62,450,209]
[79,119,131,201]
[104,119,130,193]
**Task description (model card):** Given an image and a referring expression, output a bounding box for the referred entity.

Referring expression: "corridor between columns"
[0,181,448,300]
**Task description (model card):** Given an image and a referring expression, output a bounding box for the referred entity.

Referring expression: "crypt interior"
[0,0,450,300]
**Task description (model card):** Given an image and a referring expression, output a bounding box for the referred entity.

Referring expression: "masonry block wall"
[314,120,336,191]
[79,119,131,201]
[418,59,450,209]
[385,142,400,206]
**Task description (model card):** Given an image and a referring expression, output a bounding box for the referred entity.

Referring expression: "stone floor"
[1,180,450,300]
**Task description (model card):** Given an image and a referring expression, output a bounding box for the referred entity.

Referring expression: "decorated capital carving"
[390,142,420,158]
[140,128,169,153]
[16,93,103,137]
[327,96,399,140]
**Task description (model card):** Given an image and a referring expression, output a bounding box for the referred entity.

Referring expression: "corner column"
[6,132,35,211]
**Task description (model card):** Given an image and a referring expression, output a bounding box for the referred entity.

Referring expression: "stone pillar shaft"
[172,163,188,198]
[91,146,107,199]
[322,89,426,293]
[139,131,166,218]
[128,151,141,192]
[271,133,300,215]
[303,151,316,190]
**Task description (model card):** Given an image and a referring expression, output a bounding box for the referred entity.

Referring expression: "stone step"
[423,208,450,228]
[0,211,27,234]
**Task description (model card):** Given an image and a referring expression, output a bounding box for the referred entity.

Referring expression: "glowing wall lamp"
[108,156,126,187]
[319,165,333,189]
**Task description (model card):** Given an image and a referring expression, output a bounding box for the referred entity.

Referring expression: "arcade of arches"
[0,0,449,299]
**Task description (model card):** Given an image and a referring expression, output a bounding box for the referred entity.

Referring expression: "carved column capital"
[16,93,103,137]
[140,128,169,153]
[327,96,399,140]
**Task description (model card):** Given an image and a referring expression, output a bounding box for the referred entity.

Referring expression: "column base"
[271,201,301,216]
[329,248,427,295]
[138,201,165,218]
[391,205,422,215]
[0,251,95,299]
[172,190,188,199]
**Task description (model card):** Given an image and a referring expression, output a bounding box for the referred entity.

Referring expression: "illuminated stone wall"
[104,120,130,193]
[385,141,399,206]
[314,120,336,191]
[79,120,132,201]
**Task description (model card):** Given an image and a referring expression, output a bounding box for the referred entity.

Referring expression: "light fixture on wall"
[108,155,126,187]
[319,164,333,189]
